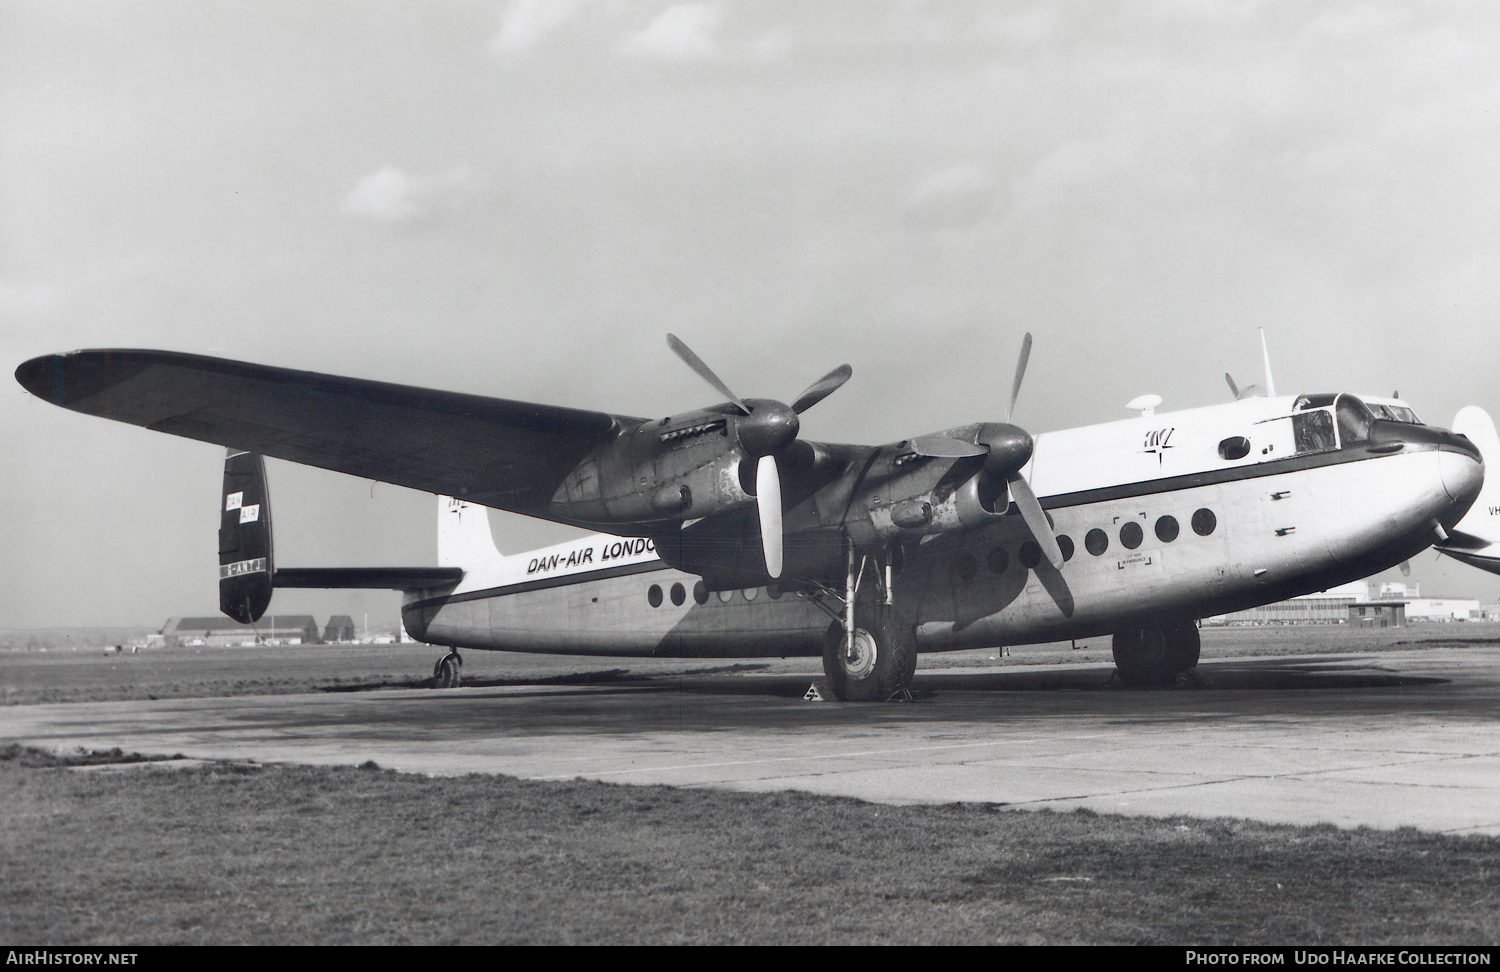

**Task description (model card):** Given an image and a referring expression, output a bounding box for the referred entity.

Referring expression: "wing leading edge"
[16,349,642,514]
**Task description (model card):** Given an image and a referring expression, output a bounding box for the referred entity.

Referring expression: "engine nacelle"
[857,468,1006,545]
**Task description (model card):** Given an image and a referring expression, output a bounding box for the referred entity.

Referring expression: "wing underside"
[16,350,638,513]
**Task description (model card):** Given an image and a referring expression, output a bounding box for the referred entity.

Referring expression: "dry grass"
[2,746,1496,946]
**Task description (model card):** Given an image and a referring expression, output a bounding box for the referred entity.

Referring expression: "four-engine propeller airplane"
[15,335,1494,700]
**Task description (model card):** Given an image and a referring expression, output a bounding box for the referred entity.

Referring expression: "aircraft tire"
[434,653,462,688]
[822,608,917,702]
[1164,623,1201,673]
[1112,627,1171,688]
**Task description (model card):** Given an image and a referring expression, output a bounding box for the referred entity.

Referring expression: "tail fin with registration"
[216,450,464,626]
[219,449,274,623]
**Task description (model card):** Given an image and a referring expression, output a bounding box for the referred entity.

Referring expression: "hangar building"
[161,616,321,647]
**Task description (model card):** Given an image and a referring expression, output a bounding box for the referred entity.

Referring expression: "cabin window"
[1155,515,1180,543]
[1119,521,1143,550]
[1085,528,1109,556]
[743,587,759,601]
[1056,535,1075,562]
[1019,541,1042,569]
[718,589,734,603]
[987,547,1009,574]
[648,584,663,607]
[1192,508,1217,536]
[1218,436,1251,460]
[767,583,783,599]
[670,582,686,606]
[693,581,709,605]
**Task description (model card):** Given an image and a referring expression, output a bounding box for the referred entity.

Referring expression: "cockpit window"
[1368,403,1423,424]
[1292,409,1336,453]
[1294,393,1338,411]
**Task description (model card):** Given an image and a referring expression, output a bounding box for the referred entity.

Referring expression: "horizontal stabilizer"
[273,567,463,590]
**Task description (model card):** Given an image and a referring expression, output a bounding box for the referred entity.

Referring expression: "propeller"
[994,334,1062,568]
[666,334,851,578]
[902,333,1061,566]
[1226,372,1267,400]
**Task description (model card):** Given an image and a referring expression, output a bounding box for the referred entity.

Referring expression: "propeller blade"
[1225,373,1240,399]
[906,436,988,458]
[667,334,750,414]
[1007,332,1033,422]
[1007,471,1063,569]
[790,363,852,414]
[756,453,783,578]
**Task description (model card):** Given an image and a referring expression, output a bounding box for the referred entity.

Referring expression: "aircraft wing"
[16,349,639,513]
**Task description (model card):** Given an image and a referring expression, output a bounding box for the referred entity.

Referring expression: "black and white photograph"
[3,0,1500,948]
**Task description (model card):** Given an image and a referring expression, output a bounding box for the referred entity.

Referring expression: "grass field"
[3,745,1497,945]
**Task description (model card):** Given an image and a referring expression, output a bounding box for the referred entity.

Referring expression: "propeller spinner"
[666,334,851,578]
[899,332,1061,568]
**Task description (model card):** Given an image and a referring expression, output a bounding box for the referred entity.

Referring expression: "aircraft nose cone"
[737,400,800,457]
[1440,449,1484,508]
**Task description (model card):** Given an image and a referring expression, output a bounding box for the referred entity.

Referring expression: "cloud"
[904,165,1003,229]
[489,0,591,57]
[615,3,723,62]
[340,166,474,225]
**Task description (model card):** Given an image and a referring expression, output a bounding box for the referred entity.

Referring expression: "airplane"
[14,336,1488,700]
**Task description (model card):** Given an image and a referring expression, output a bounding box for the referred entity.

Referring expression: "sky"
[4,0,1500,629]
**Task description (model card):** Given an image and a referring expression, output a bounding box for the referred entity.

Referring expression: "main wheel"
[822,608,917,701]
[1112,627,1169,687]
[1163,623,1201,673]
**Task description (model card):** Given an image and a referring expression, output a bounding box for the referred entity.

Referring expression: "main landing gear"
[822,605,917,702]
[819,543,918,702]
[1111,623,1200,688]
[433,649,462,688]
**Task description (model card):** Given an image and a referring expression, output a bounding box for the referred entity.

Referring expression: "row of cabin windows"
[966,507,1218,580]
[644,506,1221,603]
[646,580,789,607]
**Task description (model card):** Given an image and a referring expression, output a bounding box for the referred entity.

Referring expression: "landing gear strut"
[433,649,462,688]
[820,542,917,701]
[1111,623,1200,687]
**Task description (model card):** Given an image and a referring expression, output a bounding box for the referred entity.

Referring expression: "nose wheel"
[433,649,462,688]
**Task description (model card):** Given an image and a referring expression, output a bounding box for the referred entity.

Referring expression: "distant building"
[160,616,321,646]
[323,615,357,642]
[1348,602,1406,627]
[1210,581,1366,624]
[1210,580,1481,626]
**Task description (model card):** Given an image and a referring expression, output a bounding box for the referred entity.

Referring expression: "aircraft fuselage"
[405,392,1483,657]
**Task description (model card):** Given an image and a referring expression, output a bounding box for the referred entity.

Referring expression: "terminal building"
[1210,582,1482,627]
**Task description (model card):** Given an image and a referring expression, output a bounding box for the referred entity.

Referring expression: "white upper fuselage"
[405,392,1484,657]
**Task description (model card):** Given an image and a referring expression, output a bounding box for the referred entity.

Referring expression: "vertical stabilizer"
[438,496,506,570]
[220,450,273,623]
